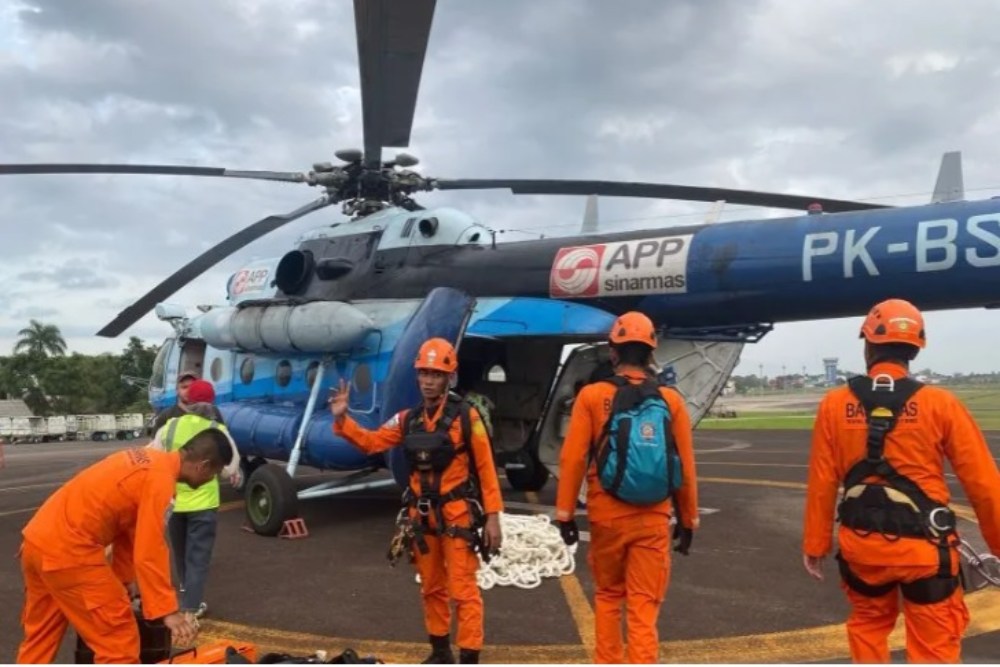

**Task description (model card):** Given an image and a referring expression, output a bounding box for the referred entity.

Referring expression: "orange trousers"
[414,532,484,650]
[588,513,671,664]
[17,542,140,664]
[840,560,970,663]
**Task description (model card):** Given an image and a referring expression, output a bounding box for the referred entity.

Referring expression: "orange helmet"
[414,338,458,373]
[609,311,657,347]
[859,298,926,349]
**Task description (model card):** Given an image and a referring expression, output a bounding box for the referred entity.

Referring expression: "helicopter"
[3,0,999,537]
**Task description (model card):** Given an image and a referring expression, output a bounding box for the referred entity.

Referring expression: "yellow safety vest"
[162,414,228,513]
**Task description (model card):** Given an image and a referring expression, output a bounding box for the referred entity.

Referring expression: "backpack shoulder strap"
[403,405,423,433]
[459,400,478,483]
[844,374,924,488]
[847,374,923,419]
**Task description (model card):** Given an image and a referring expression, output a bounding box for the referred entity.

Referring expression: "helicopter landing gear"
[235,456,267,494]
[244,464,299,537]
[505,447,550,492]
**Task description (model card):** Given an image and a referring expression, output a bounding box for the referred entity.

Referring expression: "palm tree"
[14,320,67,358]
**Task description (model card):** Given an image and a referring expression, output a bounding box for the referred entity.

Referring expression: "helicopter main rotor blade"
[432,178,891,213]
[354,0,436,168]
[96,195,334,338]
[0,163,308,183]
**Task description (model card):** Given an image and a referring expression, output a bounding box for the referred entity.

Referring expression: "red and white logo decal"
[550,245,605,297]
[549,234,692,299]
[232,270,250,295]
[231,268,270,296]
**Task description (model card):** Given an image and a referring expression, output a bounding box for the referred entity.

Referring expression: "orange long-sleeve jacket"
[334,399,503,522]
[21,447,181,620]
[556,369,699,526]
[804,361,1000,564]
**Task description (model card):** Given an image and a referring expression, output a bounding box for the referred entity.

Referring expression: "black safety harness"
[836,374,961,604]
[392,394,491,564]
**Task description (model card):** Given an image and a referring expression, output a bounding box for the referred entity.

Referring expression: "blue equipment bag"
[594,376,682,505]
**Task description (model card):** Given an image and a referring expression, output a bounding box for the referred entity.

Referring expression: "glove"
[673,522,693,555]
[558,519,579,546]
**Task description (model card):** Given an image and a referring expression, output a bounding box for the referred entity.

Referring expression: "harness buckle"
[928,507,956,534]
[871,373,895,392]
[416,497,434,516]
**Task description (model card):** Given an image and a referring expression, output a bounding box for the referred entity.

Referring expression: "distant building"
[0,400,33,418]
[823,358,838,386]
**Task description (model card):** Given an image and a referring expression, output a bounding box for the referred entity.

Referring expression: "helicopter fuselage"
[266,197,1000,330]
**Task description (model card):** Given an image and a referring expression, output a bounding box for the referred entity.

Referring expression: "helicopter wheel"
[505,447,550,492]
[245,464,299,537]
[235,456,267,495]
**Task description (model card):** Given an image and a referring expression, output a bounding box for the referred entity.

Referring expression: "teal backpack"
[593,376,683,505]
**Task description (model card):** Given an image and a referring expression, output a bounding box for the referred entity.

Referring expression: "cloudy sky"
[3,0,1000,377]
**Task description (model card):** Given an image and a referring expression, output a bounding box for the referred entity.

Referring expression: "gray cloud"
[17,264,119,289]
[3,0,1000,373]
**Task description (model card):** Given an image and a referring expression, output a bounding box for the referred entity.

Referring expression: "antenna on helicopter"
[581,195,599,234]
[704,199,726,224]
[931,151,964,203]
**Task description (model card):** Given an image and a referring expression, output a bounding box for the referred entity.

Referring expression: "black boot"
[422,635,454,664]
[458,649,480,664]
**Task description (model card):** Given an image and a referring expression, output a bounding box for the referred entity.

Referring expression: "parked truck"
[77,414,117,441]
[114,413,144,440]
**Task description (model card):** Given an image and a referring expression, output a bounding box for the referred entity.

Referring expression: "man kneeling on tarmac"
[803,298,1000,663]
[329,337,504,664]
[17,429,232,663]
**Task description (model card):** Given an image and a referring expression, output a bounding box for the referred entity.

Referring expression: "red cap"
[187,379,216,404]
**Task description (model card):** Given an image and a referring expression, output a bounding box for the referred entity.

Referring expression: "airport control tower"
[823,358,838,385]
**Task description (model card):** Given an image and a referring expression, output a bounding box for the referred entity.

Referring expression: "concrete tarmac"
[1,431,998,663]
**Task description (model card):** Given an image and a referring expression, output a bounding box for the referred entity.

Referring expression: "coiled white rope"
[414,513,577,590]
[475,513,577,590]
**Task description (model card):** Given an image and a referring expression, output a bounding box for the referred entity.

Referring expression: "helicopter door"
[381,287,477,487]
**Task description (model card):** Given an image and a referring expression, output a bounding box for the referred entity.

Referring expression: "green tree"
[14,320,67,359]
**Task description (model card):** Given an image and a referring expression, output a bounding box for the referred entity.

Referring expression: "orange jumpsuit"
[334,400,503,651]
[556,369,699,664]
[17,448,182,664]
[804,362,1000,663]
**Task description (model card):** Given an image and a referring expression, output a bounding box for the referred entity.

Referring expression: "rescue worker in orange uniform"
[16,430,233,664]
[329,337,504,664]
[556,311,700,664]
[803,298,1000,663]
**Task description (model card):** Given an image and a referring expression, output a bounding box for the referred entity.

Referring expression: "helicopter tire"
[244,464,299,537]
[505,448,550,492]
[235,456,267,495]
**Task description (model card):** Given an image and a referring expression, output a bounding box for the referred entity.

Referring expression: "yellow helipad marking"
[559,574,596,661]
[199,589,1000,664]
[700,475,807,490]
[698,461,808,468]
[200,475,999,663]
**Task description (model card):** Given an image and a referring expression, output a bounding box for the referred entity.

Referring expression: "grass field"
[698,385,1000,431]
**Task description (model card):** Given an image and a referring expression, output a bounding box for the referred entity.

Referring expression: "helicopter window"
[240,357,255,385]
[353,363,372,393]
[150,339,174,390]
[276,360,292,388]
[210,357,224,383]
[401,218,416,238]
[306,360,320,387]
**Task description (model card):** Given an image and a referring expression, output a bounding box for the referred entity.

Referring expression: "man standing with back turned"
[803,298,1000,662]
[556,311,700,663]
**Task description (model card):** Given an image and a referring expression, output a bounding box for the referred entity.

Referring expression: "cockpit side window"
[150,338,174,390]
